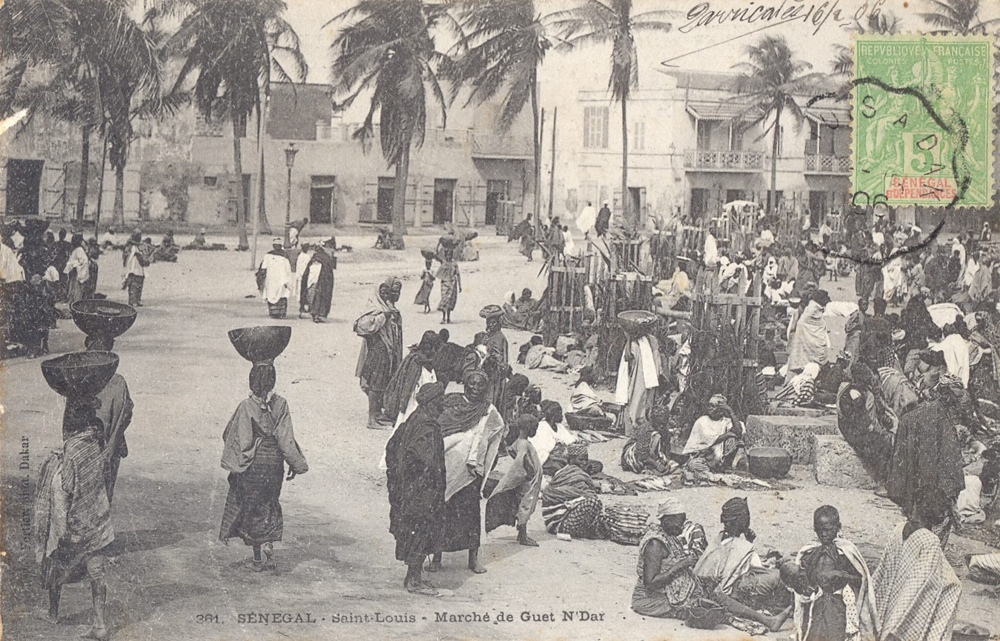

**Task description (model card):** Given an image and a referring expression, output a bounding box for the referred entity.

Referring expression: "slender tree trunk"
[391,140,410,238]
[232,118,249,249]
[530,75,541,234]
[76,124,92,224]
[112,163,125,226]
[94,133,108,239]
[257,85,271,234]
[769,105,782,224]
[621,96,630,232]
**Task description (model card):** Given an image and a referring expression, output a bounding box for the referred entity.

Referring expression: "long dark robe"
[482,329,509,408]
[885,399,964,516]
[836,382,895,484]
[385,405,446,563]
[303,248,335,318]
[383,350,434,422]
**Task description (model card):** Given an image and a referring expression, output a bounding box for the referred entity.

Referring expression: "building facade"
[548,69,852,229]
[1,82,536,231]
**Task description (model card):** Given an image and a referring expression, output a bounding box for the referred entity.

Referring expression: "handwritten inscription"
[680,0,886,36]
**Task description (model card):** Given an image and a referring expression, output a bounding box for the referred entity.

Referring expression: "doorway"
[376,177,394,224]
[486,179,510,226]
[809,191,828,227]
[628,186,645,222]
[309,176,335,224]
[433,179,456,225]
[5,159,44,217]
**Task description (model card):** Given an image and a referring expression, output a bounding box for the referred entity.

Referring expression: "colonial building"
[549,68,852,228]
[1,82,535,231]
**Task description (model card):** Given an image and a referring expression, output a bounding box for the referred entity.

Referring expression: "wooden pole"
[537,108,545,231]
[547,107,557,222]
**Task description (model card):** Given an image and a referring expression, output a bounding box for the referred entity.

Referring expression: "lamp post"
[284,142,298,247]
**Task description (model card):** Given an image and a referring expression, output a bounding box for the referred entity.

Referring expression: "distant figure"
[436,249,461,324]
[303,239,335,323]
[577,201,597,237]
[63,233,90,306]
[595,203,612,237]
[122,230,148,306]
[99,227,118,249]
[414,255,435,314]
[257,238,292,319]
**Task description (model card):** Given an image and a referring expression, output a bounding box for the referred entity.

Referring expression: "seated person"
[773,362,820,407]
[152,230,179,262]
[693,497,792,632]
[99,227,119,249]
[682,394,746,473]
[632,498,714,620]
[529,400,578,467]
[503,288,541,331]
[621,416,674,475]
[782,506,877,641]
[540,464,611,540]
[873,492,961,641]
[570,366,613,419]
[524,335,569,373]
[187,228,208,249]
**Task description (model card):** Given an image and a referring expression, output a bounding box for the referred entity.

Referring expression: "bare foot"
[81,626,110,640]
[425,561,442,573]
[469,563,487,574]
[34,610,58,624]
[767,606,793,632]
[518,537,539,547]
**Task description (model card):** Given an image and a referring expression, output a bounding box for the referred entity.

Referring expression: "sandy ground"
[2,234,999,641]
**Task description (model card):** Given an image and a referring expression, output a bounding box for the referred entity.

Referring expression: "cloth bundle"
[604,505,650,546]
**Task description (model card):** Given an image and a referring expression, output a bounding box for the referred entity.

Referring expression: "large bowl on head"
[71,300,137,339]
[41,351,120,398]
[228,326,291,363]
[618,310,659,339]
[747,447,793,479]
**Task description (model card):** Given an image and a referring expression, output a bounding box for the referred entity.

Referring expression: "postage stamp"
[852,34,995,209]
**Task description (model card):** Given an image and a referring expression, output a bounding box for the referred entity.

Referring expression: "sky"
[283,0,1000,108]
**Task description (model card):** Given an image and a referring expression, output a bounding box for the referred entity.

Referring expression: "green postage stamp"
[852,34,995,209]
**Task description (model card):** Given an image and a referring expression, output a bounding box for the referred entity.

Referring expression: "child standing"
[414,256,435,313]
[485,415,543,547]
[436,249,460,324]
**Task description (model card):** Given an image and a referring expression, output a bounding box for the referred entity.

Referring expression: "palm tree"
[1,0,113,223]
[831,10,901,79]
[555,0,674,231]
[167,0,308,249]
[328,0,453,238]
[448,0,562,234]
[919,0,1000,34]
[731,35,825,220]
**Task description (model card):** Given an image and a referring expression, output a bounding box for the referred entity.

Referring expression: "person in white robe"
[258,238,292,319]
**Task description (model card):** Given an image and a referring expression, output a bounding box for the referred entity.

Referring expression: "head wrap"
[708,394,727,407]
[658,497,686,517]
[463,368,488,389]
[415,382,445,407]
[507,373,530,397]
[415,330,442,353]
[721,497,750,524]
[272,237,282,245]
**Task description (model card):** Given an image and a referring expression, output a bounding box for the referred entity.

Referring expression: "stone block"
[745,414,840,465]
[813,434,877,490]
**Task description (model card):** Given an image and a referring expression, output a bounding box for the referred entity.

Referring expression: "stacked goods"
[604,506,650,546]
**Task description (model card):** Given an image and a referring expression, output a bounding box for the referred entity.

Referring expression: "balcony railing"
[804,154,851,174]
[471,132,533,159]
[684,149,764,171]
